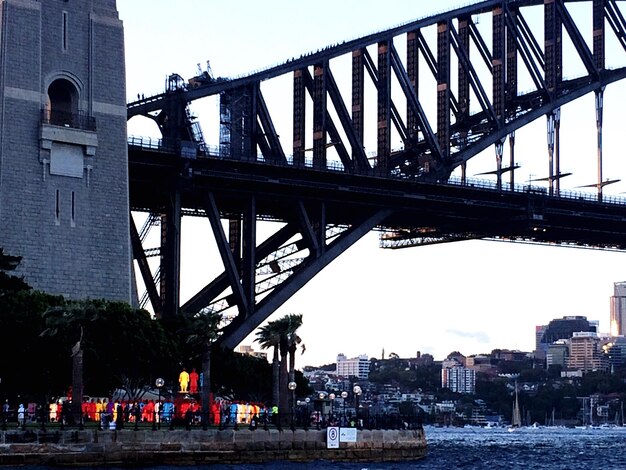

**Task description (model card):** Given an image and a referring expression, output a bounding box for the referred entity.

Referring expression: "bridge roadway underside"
[129,147,626,345]
[130,148,626,250]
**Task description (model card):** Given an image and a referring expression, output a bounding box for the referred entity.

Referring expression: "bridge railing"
[128,135,626,206]
[41,109,96,132]
[447,176,626,206]
[128,135,163,151]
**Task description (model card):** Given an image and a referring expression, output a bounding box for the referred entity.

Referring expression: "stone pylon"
[0,0,132,303]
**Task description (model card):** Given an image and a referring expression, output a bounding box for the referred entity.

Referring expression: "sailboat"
[509,383,522,431]
[615,403,624,426]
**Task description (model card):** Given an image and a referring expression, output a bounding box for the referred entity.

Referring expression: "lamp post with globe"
[318,392,327,428]
[155,378,164,430]
[329,393,336,421]
[341,391,348,421]
[288,381,297,429]
[353,384,362,428]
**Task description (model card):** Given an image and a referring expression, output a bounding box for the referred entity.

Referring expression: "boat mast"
[512,381,521,427]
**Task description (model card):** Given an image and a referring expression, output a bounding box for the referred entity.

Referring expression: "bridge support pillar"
[160,192,182,319]
[0,1,132,302]
[546,112,556,196]
[554,108,561,196]
[508,132,515,189]
[595,88,605,202]
[495,140,504,191]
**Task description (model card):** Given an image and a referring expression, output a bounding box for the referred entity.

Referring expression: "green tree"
[211,348,272,402]
[0,290,65,402]
[42,300,177,402]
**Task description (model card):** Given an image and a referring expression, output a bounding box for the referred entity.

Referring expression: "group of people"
[3,400,42,427]
[1,365,269,428]
[177,367,200,393]
[3,395,285,429]
[81,398,178,427]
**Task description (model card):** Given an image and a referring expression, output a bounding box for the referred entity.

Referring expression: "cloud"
[445,329,490,343]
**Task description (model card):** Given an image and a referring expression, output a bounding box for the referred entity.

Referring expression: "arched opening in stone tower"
[46,79,79,127]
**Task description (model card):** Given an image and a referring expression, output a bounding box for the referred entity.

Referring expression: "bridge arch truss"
[127,0,626,348]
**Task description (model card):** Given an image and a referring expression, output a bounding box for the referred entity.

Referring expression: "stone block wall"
[0,428,427,465]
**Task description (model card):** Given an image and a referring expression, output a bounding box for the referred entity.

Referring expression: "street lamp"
[318,392,327,424]
[288,381,297,429]
[353,384,362,428]
[329,393,335,418]
[304,397,310,427]
[155,378,164,430]
[341,391,348,421]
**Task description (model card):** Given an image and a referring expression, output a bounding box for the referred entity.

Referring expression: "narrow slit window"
[62,12,68,51]
[55,190,61,225]
[71,191,76,227]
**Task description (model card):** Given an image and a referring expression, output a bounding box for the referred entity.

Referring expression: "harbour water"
[211,425,626,469]
[4,425,625,469]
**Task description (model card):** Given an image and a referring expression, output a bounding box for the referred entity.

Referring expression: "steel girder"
[129,146,626,347]
[127,0,626,345]
[128,1,626,183]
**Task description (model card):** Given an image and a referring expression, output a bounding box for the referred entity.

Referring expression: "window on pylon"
[47,79,78,127]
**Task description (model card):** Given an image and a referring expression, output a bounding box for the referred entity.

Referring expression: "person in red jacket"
[189,368,199,394]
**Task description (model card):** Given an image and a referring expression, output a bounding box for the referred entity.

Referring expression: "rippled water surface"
[12,426,626,470]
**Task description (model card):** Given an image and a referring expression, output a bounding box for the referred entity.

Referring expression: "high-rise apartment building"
[610,282,626,336]
[441,361,476,394]
[567,332,609,373]
[336,354,370,379]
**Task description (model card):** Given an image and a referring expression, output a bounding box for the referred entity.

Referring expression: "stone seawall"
[0,428,427,466]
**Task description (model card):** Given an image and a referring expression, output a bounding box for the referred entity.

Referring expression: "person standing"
[189,368,199,394]
[179,367,190,393]
[17,404,25,427]
[2,400,9,424]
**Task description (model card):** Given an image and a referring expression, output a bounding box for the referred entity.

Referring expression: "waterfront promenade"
[0,426,427,466]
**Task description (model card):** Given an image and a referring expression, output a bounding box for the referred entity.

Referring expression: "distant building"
[535,325,548,350]
[536,316,597,362]
[492,350,528,362]
[610,282,626,336]
[236,345,267,360]
[441,359,476,394]
[546,340,569,369]
[465,355,496,374]
[534,325,548,360]
[603,336,626,370]
[336,354,370,379]
[567,332,609,373]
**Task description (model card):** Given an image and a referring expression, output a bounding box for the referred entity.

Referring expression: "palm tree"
[272,314,303,425]
[255,314,304,425]
[283,314,303,387]
[255,323,281,409]
[182,310,222,429]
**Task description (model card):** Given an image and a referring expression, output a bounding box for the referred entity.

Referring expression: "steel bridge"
[127,0,626,348]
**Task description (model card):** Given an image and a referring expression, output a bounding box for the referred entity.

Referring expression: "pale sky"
[118,0,626,367]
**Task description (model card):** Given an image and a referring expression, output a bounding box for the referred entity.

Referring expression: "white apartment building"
[441,363,476,394]
[336,354,370,379]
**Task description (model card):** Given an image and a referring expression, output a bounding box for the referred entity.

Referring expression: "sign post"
[327,426,339,449]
